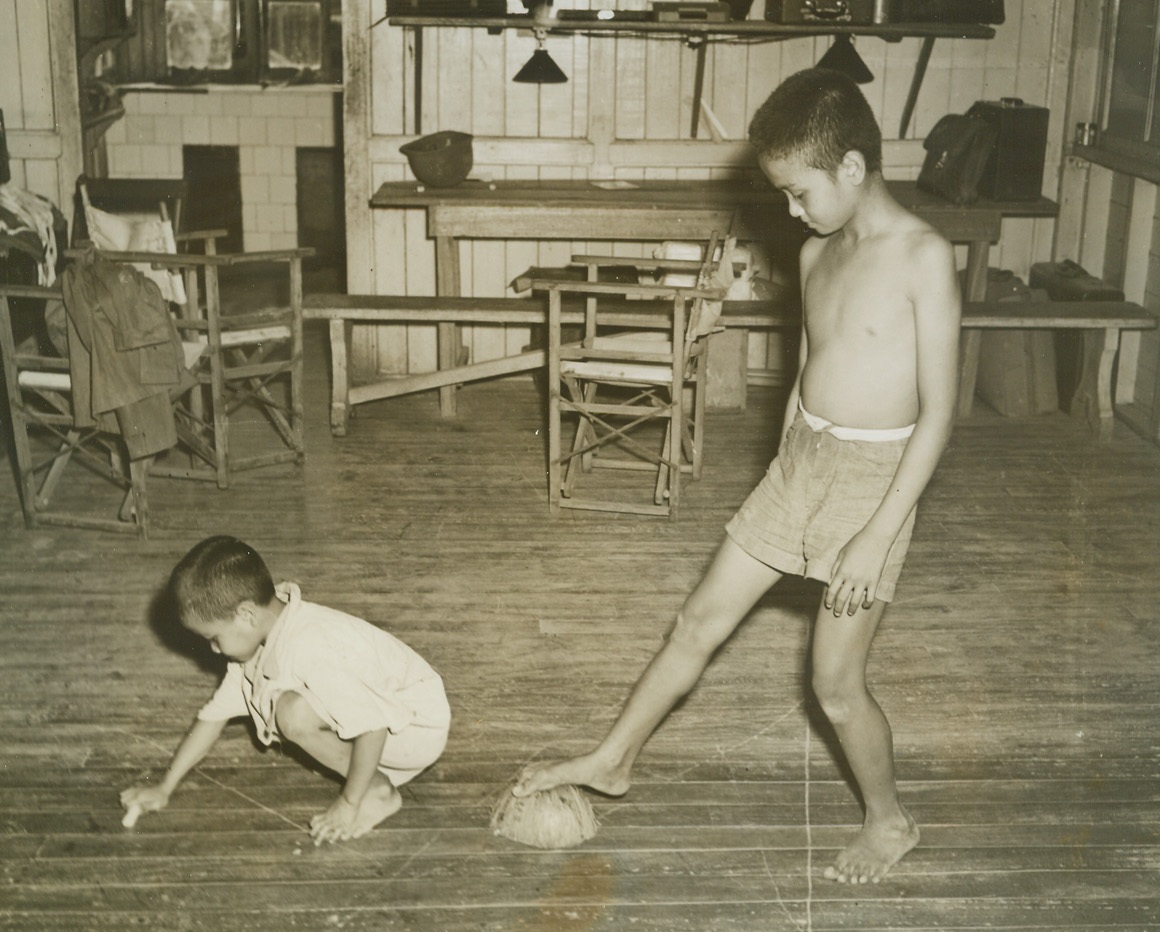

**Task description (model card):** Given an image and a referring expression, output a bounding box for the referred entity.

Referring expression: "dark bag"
[1029,260,1124,302]
[917,113,998,205]
[884,0,1003,23]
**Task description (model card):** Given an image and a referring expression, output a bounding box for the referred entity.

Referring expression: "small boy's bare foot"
[824,809,919,884]
[513,751,631,799]
[350,781,403,839]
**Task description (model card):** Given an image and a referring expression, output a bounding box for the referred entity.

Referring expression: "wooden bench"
[304,292,1156,442]
[302,292,799,436]
[960,299,1157,441]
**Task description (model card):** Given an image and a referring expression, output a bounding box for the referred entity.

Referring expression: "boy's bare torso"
[799,213,941,431]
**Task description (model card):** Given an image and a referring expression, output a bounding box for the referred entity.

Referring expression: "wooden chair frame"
[535,238,731,519]
[0,282,204,538]
[83,247,310,489]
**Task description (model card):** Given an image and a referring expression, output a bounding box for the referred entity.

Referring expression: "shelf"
[387,14,996,40]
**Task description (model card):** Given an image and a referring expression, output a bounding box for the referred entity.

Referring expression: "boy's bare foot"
[512,750,631,799]
[824,808,919,884]
[350,781,403,839]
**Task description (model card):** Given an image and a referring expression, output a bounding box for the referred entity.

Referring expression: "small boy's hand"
[826,532,890,616]
[309,795,359,846]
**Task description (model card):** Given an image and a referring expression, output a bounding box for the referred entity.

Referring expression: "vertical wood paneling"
[470,28,505,137]
[505,32,542,137]
[568,28,590,139]
[1115,179,1157,405]
[372,6,407,136]
[352,2,1073,383]
[1,0,81,212]
[1082,166,1114,275]
[0,0,24,128]
[614,35,647,140]
[709,42,750,142]
[742,40,780,131]
[1135,210,1160,412]
[435,27,474,132]
[14,0,55,131]
[645,34,681,140]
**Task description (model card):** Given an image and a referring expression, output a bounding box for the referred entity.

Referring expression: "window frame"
[1088,0,1160,182]
[106,0,343,88]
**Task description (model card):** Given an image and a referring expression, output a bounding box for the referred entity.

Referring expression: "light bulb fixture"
[514,28,568,84]
[816,35,873,84]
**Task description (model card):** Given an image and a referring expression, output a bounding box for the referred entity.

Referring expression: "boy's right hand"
[119,785,170,817]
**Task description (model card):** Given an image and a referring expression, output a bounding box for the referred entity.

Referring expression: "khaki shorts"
[377,677,450,786]
[378,720,449,786]
[725,410,916,602]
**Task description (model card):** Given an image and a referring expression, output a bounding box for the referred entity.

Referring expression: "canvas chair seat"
[80,184,188,305]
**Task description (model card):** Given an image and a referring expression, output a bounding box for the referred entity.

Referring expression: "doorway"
[182,145,243,254]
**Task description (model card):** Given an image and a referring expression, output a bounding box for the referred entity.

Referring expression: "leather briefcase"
[1029,261,1124,302]
[882,0,1003,23]
[764,0,876,24]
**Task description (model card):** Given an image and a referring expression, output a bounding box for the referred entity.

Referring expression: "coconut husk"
[490,783,599,849]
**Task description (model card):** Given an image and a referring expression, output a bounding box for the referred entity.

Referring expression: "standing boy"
[515,68,961,884]
[121,535,451,846]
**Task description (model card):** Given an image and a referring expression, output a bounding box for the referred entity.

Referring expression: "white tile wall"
[105,86,340,252]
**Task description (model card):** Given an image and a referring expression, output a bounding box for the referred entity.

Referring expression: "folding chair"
[76,177,192,304]
[534,235,736,519]
[75,182,309,489]
[0,280,204,538]
[163,248,309,489]
[74,246,312,490]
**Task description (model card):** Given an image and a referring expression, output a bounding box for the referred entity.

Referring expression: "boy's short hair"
[169,535,276,628]
[748,68,882,176]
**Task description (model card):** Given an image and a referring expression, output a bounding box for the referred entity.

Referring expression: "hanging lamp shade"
[514,46,568,84]
[816,35,873,84]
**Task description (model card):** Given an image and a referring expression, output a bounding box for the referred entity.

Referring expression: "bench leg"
[1072,327,1119,442]
[957,328,982,418]
[956,246,989,419]
[435,236,461,417]
[329,318,350,437]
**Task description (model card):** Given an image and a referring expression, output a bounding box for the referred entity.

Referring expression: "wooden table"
[370,177,1058,414]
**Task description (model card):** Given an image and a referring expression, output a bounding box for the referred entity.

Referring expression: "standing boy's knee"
[667,602,730,658]
[811,671,859,725]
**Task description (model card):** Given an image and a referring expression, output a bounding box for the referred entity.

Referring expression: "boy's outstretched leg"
[515,538,780,798]
[811,599,918,883]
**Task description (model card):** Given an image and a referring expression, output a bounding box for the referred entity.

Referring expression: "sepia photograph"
[1,0,1157,928]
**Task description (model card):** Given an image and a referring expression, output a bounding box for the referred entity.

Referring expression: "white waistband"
[799,399,915,442]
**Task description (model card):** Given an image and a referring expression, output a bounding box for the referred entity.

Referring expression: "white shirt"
[197,582,449,745]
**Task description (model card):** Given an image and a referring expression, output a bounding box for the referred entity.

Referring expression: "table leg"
[435,234,462,417]
[1072,326,1119,441]
[329,318,350,437]
[956,241,990,418]
[958,329,982,418]
[547,290,563,514]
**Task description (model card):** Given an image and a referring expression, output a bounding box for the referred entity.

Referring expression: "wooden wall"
[0,0,82,221]
[343,0,1075,383]
[1054,0,1160,442]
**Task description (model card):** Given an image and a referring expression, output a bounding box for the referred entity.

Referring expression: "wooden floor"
[1,322,1158,931]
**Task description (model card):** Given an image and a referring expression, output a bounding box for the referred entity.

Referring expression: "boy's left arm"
[309,726,389,845]
[826,233,961,615]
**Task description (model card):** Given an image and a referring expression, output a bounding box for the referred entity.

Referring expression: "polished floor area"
[1,324,1157,931]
